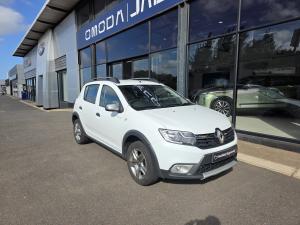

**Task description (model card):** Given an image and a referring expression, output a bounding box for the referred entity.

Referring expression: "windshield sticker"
[137,85,161,107]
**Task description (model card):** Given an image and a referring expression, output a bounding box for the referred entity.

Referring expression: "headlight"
[159,129,196,145]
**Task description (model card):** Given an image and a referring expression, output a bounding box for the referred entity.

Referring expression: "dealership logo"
[24,57,32,68]
[215,128,225,144]
[84,0,167,41]
[38,42,45,56]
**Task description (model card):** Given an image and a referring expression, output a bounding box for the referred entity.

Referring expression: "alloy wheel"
[74,123,82,142]
[128,148,147,180]
[214,100,231,117]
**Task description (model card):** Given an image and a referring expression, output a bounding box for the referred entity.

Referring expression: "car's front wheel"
[73,119,89,144]
[126,141,158,186]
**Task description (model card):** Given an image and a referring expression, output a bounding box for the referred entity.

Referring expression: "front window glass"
[106,23,149,62]
[189,0,238,43]
[188,35,236,118]
[100,85,121,107]
[96,64,107,77]
[241,0,300,30]
[77,1,90,28]
[80,67,92,87]
[79,47,92,69]
[119,85,191,111]
[150,49,178,90]
[236,20,300,140]
[96,41,106,65]
[151,9,178,52]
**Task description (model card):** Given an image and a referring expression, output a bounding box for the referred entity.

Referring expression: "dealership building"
[13,0,300,150]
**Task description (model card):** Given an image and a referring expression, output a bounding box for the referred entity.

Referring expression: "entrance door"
[57,70,68,108]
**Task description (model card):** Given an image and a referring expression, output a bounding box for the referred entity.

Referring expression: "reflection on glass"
[189,35,236,117]
[97,64,107,77]
[79,47,92,69]
[94,0,105,18]
[151,49,177,90]
[133,58,149,78]
[237,20,300,140]
[77,1,90,28]
[107,23,149,62]
[96,41,106,65]
[111,63,123,79]
[81,67,92,87]
[241,0,300,29]
[151,9,178,51]
[189,0,238,43]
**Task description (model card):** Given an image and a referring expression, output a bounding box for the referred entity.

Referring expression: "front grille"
[195,127,235,149]
[197,155,237,174]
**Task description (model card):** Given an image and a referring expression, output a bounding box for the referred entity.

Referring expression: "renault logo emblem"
[215,128,225,144]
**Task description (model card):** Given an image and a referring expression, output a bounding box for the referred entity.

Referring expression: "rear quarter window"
[84,84,99,104]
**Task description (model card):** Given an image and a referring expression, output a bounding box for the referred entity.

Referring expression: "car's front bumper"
[160,145,238,180]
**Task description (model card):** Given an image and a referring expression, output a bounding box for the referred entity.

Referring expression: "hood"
[142,105,231,134]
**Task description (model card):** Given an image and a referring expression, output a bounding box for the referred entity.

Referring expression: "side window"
[84,84,99,104]
[99,85,121,107]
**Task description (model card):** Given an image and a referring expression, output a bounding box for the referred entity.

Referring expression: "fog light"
[170,164,194,174]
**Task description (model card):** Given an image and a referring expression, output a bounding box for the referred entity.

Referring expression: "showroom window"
[151,48,178,90]
[241,0,300,30]
[188,35,236,118]
[236,20,300,140]
[151,9,178,52]
[79,47,92,87]
[96,41,107,77]
[189,0,238,43]
[77,0,91,28]
[106,22,149,62]
[105,0,121,11]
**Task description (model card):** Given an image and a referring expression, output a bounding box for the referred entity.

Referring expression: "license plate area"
[212,148,237,163]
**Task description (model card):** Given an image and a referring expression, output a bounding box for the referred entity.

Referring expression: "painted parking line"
[238,153,300,180]
[291,122,300,127]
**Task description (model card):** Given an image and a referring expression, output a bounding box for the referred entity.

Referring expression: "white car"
[72,78,237,186]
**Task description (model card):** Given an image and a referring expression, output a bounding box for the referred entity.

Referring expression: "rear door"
[80,84,100,138]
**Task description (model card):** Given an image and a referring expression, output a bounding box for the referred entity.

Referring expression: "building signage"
[77,0,184,49]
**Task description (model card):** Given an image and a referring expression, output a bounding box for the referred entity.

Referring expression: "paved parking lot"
[1,95,300,225]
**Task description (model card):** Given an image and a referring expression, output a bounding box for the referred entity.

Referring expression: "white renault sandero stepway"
[72,78,237,186]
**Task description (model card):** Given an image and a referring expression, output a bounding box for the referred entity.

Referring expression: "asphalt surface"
[0,95,300,225]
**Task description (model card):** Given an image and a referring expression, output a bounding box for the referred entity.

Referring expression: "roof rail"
[93,77,120,84]
[130,78,159,83]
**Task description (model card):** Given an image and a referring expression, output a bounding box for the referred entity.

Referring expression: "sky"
[0,0,45,80]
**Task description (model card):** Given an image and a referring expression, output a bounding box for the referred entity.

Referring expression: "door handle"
[96,113,100,117]
[79,106,82,110]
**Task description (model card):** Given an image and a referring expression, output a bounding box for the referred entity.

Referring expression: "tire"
[73,119,89,144]
[211,97,233,117]
[126,141,159,186]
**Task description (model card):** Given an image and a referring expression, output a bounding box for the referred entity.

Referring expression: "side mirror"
[105,103,121,113]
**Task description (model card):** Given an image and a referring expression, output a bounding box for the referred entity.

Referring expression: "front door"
[96,84,125,152]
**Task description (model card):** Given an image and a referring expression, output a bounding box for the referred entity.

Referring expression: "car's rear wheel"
[73,119,89,144]
[211,97,233,117]
[126,141,158,186]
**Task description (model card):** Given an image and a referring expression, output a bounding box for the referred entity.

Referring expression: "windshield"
[119,85,192,110]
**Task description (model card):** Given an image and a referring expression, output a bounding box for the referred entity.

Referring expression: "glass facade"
[77,0,300,144]
[79,47,92,86]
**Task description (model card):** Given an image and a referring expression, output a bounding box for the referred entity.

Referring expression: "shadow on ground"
[185,216,221,225]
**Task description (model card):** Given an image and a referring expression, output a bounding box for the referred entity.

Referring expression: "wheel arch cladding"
[72,112,79,123]
[122,130,163,178]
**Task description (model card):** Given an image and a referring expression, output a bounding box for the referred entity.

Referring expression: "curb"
[238,153,300,180]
